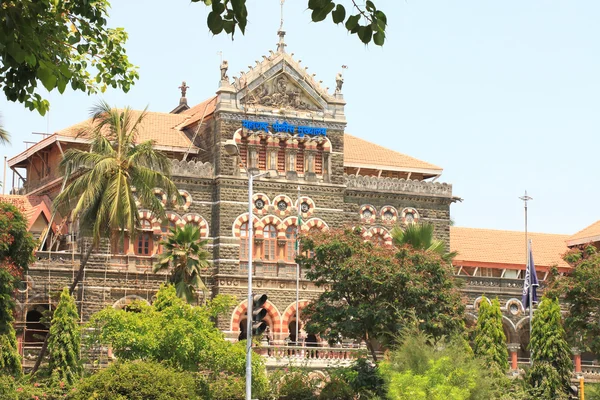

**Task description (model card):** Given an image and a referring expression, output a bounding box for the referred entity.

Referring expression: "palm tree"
[391,223,456,261]
[33,101,180,373]
[0,113,10,144]
[154,224,209,304]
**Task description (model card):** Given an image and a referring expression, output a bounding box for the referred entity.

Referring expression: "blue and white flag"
[522,240,539,310]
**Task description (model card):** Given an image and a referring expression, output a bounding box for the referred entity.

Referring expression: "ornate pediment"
[241,74,322,111]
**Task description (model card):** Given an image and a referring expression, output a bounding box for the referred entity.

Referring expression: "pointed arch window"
[136,219,154,256]
[285,226,298,263]
[240,222,250,261]
[263,224,277,261]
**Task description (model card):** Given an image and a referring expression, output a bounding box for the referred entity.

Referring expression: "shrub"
[271,369,319,400]
[71,360,199,400]
[318,377,354,400]
[0,375,17,400]
[207,374,245,400]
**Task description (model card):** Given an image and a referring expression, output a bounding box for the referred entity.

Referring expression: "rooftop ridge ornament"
[178,81,189,105]
[277,0,286,53]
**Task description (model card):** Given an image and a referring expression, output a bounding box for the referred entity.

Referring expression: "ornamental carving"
[171,159,214,178]
[344,174,453,197]
[242,75,321,111]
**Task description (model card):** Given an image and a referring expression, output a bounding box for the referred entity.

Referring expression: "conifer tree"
[0,269,22,377]
[473,296,509,373]
[527,296,572,400]
[47,288,81,385]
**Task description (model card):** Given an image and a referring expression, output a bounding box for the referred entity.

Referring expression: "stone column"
[266,137,279,175]
[507,343,521,370]
[572,348,582,373]
[285,144,298,180]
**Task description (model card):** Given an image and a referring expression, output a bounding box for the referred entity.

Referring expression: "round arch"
[281,300,312,335]
[232,213,265,237]
[301,217,329,233]
[112,295,150,310]
[182,213,209,238]
[230,299,282,334]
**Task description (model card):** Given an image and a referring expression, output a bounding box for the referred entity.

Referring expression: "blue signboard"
[242,120,327,137]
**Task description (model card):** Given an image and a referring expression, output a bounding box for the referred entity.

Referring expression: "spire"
[277,0,286,53]
[178,81,189,106]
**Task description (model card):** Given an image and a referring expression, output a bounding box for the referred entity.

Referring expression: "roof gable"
[567,220,600,247]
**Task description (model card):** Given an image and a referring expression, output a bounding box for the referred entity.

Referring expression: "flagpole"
[528,239,533,366]
[296,185,300,346]
[519,190,533,365]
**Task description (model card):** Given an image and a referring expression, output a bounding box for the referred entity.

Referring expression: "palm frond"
[0,113,10,144]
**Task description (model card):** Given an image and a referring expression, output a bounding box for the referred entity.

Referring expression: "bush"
[318,377,354,400]
[207,374,245,400]
[0,375,17,400]
[71,360,199,400]
[271,369,319,400]
[340,358,386,398]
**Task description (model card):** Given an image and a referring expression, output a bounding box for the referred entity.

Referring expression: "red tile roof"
[0,195,54,231]
[567,220,600,247]
[451,226,570,270]
[344,134,442,174]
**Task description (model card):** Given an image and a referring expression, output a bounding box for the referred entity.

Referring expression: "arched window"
[240,222,249,260]
[285,226,297,263]
[136,219,153,256]
[263,225,277,261]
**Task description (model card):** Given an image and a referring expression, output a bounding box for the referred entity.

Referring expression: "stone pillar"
[285,146,298,180]
[266,137,279,174]
[507,343,521,370]
[572,348,582,373]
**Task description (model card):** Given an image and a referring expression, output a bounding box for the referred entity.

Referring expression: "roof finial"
[277,0,286,53]
[178,81,189,105]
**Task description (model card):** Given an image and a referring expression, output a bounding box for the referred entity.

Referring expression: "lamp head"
[223,140,240,156]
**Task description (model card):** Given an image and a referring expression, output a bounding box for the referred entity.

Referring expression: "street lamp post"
[224,140,271,400]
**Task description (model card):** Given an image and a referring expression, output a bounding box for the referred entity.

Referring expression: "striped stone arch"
[359,204,377,224]
[301,217,329,233]
[230,299,282,333]
[379,206,398,225]
[363,226,393,247]
[295,196,316,219]
[182,213,209,238]
[319,136,332,152]
[272,194,294,217]
[177,190,193,211]
[138,210,161,234]
[112,295,150,310]
[401,207,420,226]
[153,188,168,206]
[281,300,312,334]
[232,213,265,237]
[260,215,285,239]
[252,193,270,216]
[233,128,243,144]
[161,212,185,227]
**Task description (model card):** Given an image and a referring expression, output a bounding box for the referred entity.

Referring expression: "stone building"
[6,32,456,359]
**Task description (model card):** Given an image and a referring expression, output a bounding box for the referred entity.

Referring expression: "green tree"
[154,224,209,304]
[0,1,138,115]
[527,296,572,400]
[0,202,37,275]
[381,332,494,400]
[86,285,268,396]
[391,223,456,261]
[300,228,464,361]
[0,269,21,378]
[552,246,600,355]
[32,102,180,373]
[197,0,387,46]
[46,288,81,385]
[473,296,509,373]
[71,360,199,400]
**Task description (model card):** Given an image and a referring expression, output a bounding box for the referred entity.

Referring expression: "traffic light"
[251,294,268,336]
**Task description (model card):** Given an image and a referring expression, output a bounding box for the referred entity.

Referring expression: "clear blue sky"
[1,1,599,235]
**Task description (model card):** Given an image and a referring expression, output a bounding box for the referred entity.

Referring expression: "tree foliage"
[46,288,82,386]
[300,228,464,361]
[85,285,268,396]
[391,223,456,261]
[381,332,494,400]
[527,296,572,400]
[0,0,138,115]
[473,296,509,373]
[71,360,198,400]
[551,246,600,354]
[0,201,37,275]
[0,269,21,378]
[154,224,210,304]
[196,0,387,46]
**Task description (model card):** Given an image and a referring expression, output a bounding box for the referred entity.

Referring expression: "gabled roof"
[0,195,55,231]
[344,134,443,175]
[179,96,217,129]
[567,220,600,247]
[450,227,570,270]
